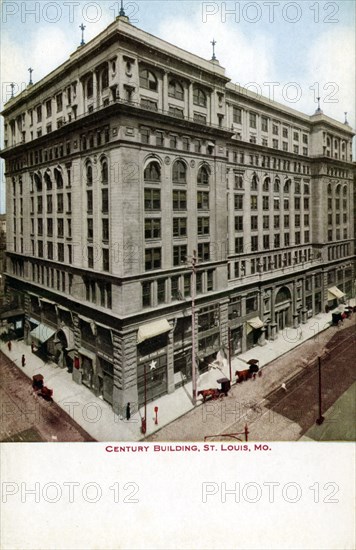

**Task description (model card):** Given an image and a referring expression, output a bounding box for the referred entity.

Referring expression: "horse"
[235,365,260,383]
[198,389,221,402]
[235,369,251,383]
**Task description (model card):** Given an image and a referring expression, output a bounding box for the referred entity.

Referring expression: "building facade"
[1,14,355,415]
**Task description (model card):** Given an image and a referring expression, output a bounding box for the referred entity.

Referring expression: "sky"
[0,0,355,212]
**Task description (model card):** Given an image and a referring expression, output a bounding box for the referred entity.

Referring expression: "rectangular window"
[273,124,279,135]
[46,100,52,117]
[102,189,109,213]
[294,197,301,210]
[141,98,157,111]
[263,235,270,250]
[102,219,109,242]
[235,237,244,254]
[261,116,268,132]
[272,139,278,149]
[169,106,184,119]
[182,137,190,151]
[263,216,269,229]
[249,216,257,231]
[57,193,63,213]
[56,94,63,112]
[87,190,93,213]
[170,135,178,149]
[194,139,202,153]
[173,190,186,211]
[304,231,310,243]
[293,131,299,141]
[87,218,94,240]
[141,128,150,144]
[173,245,187,266]
[251,235,258,251]
[173,217,187,238]
[282,127,288,138]
[142,282,152,308]
[57,218,64,238]
[198,217,210,236]
[274,215,280,229]
[144,218,161,240]
[294,145,299,154]
[283,142,288,151]
[234,195,243,210]
[249,113,257,128]
[156,131,164,146]
[263,196,269,210]
[36,105,42,122]
[198,242,210,262]
[145,248,161,270]
[157,280,166,304]
[233,107,242,124]
[46,195,53,214]
[251,196,258,210]
[284,215,290,228]
[145,189,161,211]
[284,233,290,246]
[197,191,209,210]
[274,234,280,248]
[58,243,64,262]
[235,216,244,231]
[102,249,110,272]
[207,271,214,291]
[295,232,301,245]
[193,112,206,124]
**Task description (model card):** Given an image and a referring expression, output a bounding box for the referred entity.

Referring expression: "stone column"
[188,83,194,119]
[112,331,138,416]
[258,327,267,346]
[162,72,168,112]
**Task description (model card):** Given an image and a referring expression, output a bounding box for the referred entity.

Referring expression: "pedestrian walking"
[126,402,131,421]
[31,341,35,353]
[7,341,12,352]
[21,354,26,367]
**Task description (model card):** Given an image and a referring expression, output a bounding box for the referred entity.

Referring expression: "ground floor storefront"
[6,261,356,415]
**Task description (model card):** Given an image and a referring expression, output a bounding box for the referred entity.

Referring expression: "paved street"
[147,317,356,442]
[0,352,95,442]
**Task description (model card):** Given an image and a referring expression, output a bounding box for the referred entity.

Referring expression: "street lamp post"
[316,355,325,425]
[228,326,232,383]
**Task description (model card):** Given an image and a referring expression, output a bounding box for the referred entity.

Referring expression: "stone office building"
[1,12,355,414]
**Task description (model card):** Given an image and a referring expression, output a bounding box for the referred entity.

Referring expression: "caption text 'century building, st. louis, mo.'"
[1,12,355,416]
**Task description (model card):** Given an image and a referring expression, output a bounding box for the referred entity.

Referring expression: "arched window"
[101,159,108,185]
[44,170,52,190]
[326,137,331,147]
[87,76,93,98]
[54,168,63,189]
[251,172,259,191]
[173,160,187,184]
[263,177,270,192]
[343,186,347,196]
[276,286,291,304]
[34,173,42,192]
[168,80,184,101]
[86,163,93,186]
[101,66,109,90]
[342,141,346,152]
[335,185,341,196]
[327,183,332,195]
[304,183,310,195]
[284,178,291,193]
[140,69,158,91]
[197,165,209,185]
[144,161,161,182]
[193,87,207,107]
[274,177,280,193]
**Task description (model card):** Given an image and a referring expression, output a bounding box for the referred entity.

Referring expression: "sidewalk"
[1,301,354,442]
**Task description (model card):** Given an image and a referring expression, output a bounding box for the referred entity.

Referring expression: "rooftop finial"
[28,67,33,86]
[79,23,86,46]
[10,83,15,98]
[119,0,125,16]
[344,111,349,125]
[315,96,323,114]
[211,38,217,61]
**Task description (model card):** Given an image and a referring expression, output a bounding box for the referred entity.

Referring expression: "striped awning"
[137,319,171,344]
[327,286,345,300]
[246,317,264,335]
[30,324,56,345]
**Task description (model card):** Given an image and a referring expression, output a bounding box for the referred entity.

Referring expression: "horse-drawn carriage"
[198,377,231,403]
[32,374,53,402]
[235,360,261,383]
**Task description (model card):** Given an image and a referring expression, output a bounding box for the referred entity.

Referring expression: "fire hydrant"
[154,406,158,425]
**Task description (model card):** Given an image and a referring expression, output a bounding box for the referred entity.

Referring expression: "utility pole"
[316,356,324,425]
[191,250,197,405]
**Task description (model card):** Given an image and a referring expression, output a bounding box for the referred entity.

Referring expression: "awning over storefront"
[137,319,171,344]
[30,323,56,345]
[246,317,264,335]
[327,286,345,300]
